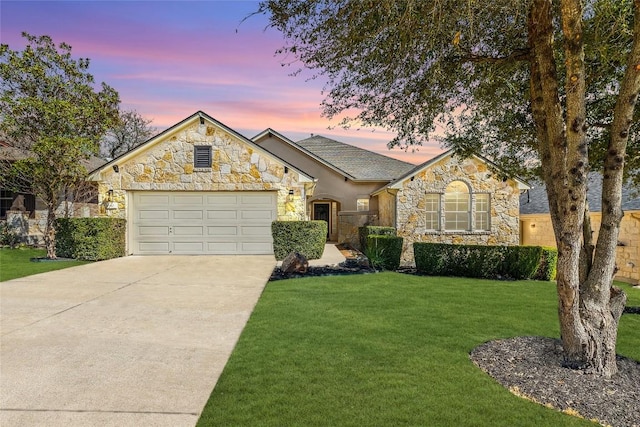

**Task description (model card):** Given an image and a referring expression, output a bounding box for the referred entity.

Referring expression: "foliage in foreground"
[0,32,120,258]
[198,273,639,426]
[0,248,89,281]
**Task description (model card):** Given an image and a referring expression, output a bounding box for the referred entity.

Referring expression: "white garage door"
[131,191,276,255]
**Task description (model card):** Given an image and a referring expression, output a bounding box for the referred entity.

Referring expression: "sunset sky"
[1,1,443,164]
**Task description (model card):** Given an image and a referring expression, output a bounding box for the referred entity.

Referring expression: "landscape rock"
[281,251,309,274]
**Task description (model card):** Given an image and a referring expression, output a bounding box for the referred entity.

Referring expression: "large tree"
[1,32,120,258]
[260,0,640,376]
[100,109,154,160]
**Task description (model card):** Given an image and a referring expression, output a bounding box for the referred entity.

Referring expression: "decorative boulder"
[281,251,309,274]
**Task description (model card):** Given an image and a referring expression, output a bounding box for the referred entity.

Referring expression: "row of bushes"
[414,243,557,280]
[56,218,126,261]
[273,222,557,280]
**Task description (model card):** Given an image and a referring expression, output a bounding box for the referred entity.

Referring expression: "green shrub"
[413,242,448,275]
[272,221,327,260]
[0,222,22,248]
[359,226,396,252]
[365,235,403,271]
[414,243,557,281]
[55,218,126,261]
[503,246,543,280]
[533,247,558,281]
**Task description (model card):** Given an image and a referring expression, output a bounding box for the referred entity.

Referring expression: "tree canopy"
[100,109,155,160]
[260,0,640,377]
[261,0,639,183]
[0,32,120,257]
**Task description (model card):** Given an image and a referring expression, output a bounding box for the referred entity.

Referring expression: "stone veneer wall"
[521,212,640,284]
[95,121,307,220]
[396,155,521,266]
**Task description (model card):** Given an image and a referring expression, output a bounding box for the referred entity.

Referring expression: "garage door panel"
[241,226,271,236]
[241,210,274,220]
[132,191,276,255]
[207,242,238,252]
[138,194,170,205]
[173,195,205,205]
[206,194,238,204]
[207,210,237,220]
[173,210,203,220]
[173,226,204,236]
[138,242,170,252]
[138,226,170,236]
[173,241,205,253]
[138,210,170,220]
[208,226,238,236]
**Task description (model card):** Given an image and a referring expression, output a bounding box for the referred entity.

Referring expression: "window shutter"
[194,146,212,168]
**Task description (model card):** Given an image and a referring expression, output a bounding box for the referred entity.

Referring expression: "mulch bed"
[269,264,375,281]
[470,336,640,427]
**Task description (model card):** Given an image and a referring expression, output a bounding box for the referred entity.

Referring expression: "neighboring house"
[88,111,314,255]
[373,150,530,265]
[1,141,103,245]
[520,174,640,284]
[252,129,415,242]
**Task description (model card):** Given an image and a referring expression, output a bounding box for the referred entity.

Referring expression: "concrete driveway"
[0,255,275,427]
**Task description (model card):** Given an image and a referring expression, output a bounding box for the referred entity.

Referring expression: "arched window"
[444,181,470,231]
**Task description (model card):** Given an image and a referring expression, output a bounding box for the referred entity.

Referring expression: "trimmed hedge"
[359,226,396,251]
[533,247,558,281]
[366,235,403,271]
[414,243,558,281]
[272,220,327,260]
[55,218,126,261]
[502,246,544,280]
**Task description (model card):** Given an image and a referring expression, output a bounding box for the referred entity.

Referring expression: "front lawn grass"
[0,248,90,281]
[198,273,639,427]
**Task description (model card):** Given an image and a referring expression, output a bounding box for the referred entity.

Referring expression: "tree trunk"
[574,0,640,376]
[527,0,640,377]
[44,203,57,259]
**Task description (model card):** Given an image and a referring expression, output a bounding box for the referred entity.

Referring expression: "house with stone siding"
[87,111,314,255]
[372,150,530,265]
[85,111,529,261]
[520,174,640,284]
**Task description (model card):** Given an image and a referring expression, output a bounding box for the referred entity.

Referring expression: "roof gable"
[376,149,530,193]
[89,112,313,182]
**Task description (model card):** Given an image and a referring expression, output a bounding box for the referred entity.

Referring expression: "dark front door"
[313,203,330,239]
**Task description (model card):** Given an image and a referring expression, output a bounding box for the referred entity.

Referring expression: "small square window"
[357,198,369,211]
[194,146,212,168]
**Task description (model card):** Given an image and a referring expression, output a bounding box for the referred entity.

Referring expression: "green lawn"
[0,248,90,281]
[198,273,639,427]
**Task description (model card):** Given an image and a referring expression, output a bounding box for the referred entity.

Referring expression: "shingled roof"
[520,172,640,214]
[295,135,415,181]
